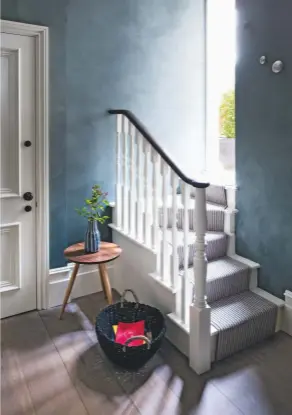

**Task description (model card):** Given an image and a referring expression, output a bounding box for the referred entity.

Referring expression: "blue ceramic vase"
[85,220,100,253]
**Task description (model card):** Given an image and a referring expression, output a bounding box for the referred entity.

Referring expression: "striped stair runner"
[183,257,250,303]
[165,229,227,268]
[159,196,225,232]
[190,184,227,207]
[162,184,278,361]
[211,291,277,360]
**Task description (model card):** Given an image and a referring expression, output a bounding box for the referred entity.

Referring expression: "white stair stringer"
[110,225,176,315]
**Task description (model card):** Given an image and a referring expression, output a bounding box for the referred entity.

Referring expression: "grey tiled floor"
[2,291,292,415]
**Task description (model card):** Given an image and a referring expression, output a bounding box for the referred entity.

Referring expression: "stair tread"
[166,229,227,268]
[178,184,227,207]
[159,195,226,232]
[165,229,226,246]
[191,184,227,207]
[181,256,249,302]
[181,256,248,280]
[207,257,248,280]
[163,195,226,211]
[165,230,227,264]
[211,290,277,330]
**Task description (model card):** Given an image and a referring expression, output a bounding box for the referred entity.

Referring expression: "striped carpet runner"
[211,291,277,360]
[160,184,277,360]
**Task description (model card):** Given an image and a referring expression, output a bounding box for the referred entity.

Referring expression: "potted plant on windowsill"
[219,89,235,169]
[76,185,110,253]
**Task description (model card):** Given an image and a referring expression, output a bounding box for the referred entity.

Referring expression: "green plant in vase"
[76,185,110,253]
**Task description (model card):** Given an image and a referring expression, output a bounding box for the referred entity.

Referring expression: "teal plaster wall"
[1,0,199,267]
[236,0,292,297]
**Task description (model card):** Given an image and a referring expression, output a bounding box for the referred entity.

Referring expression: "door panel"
[0,32,36,318]
[0,223,20,290]
[1,47,20,197]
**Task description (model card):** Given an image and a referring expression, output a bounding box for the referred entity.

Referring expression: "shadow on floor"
[3,291,292,414]
[72,293,221,414]
[73,292,292,414]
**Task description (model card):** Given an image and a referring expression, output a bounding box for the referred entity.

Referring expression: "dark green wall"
[1,0,199,268]
[236,0,292,297]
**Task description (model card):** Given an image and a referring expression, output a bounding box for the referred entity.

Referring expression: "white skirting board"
[48,262,116,309]
[166,313,218,363]
[282,290,292,336]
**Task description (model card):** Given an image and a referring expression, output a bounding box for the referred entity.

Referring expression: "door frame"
[1,20,49,310]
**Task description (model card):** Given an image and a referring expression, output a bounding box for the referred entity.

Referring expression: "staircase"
[165,185,280,363]
[108,109,284,374]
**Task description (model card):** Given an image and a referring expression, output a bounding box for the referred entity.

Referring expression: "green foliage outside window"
[219,90,235,138]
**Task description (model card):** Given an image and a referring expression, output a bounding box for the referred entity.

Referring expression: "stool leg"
[99,266,106,299]
[60,263,80,319]
[98,263,113,304]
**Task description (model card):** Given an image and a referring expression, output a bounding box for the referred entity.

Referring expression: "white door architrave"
[1,19,49,310]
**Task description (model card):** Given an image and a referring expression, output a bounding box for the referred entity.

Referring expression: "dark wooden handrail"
[108,109,209,189]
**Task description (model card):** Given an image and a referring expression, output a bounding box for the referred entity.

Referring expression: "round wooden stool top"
[64,241,122,265]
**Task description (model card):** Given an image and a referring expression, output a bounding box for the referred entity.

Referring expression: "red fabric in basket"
[115,321,145,346]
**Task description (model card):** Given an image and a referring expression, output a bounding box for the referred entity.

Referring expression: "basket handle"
[122,335,151,351]
[120,289,139,308]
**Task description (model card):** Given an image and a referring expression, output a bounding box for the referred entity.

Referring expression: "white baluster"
[115,114,122,228]
[121,116,129,233]
[189,187,211,374]
[161,161,169,282]
[182,182,190,325]
[135,132,144,241]
[193,187,208,309]
[171,172,178,290]
[143,139,151,246]
[151,150,160,251]
[129,122,136,237]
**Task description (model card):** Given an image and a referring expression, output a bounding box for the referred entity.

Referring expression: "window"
[206,0,236,183]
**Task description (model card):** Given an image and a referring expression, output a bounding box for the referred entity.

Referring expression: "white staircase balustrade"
[135,131,144,242]
[143,139,152,247]
[161,160,169,284]
[115,114,122,229]
[121,115,129,233]
[151,150,160,252]
[171,172,179,290]
[128,122,136,237]
[182,182,191,326]
[110,110,210,374]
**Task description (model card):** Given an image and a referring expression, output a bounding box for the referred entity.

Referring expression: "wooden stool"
[60,241,122,319]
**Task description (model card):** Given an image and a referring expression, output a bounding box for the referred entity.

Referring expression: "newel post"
[189,187,211,374]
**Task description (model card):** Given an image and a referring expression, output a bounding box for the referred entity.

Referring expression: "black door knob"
[24,140,32,147]
[24,205,32,212]
[23,192,33,201]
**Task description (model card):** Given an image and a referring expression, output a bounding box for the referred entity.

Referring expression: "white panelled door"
[0,32,37,318]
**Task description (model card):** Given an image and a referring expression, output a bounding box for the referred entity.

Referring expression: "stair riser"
[178,235,228,269]
[214,307,277,360]
[191,185,227,207]
[211,291,278,361]
[159,208,225,232]
[207,268,249,303]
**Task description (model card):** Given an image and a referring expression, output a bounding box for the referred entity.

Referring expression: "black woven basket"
[95,289,166,370]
